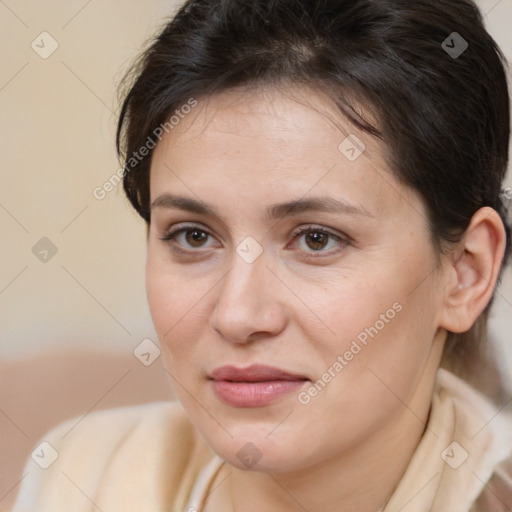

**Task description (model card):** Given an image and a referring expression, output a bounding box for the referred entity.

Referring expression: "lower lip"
[212,380,307,407]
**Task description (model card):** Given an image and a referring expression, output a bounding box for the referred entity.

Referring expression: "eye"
[289,225,349,256]
[159,224,216,253]
[159,223,350,257]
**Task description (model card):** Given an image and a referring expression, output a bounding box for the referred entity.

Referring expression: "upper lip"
[210,365,309,382]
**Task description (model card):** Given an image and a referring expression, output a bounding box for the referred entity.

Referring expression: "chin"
[206,431,313,473]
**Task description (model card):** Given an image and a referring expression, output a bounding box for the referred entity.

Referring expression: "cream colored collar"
[186,369,512,512]
[383,368,512,511]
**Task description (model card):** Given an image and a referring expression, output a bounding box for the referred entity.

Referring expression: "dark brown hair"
[116,0,511,396]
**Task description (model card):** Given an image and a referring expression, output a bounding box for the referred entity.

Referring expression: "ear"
[438,207,506,333]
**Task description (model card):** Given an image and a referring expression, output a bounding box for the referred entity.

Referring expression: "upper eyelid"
[161,222,342,238]
[160,222,213,240]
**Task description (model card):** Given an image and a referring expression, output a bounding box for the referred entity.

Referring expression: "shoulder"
[12,401,208,512]
[436,369,512,447]
[32,400,191,464]
[437,369,512,510]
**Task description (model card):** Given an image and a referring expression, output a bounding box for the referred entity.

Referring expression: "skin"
[145,85,506,512]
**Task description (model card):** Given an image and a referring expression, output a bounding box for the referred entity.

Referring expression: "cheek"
[145,247,212,366]
[305,251,439,374]
[146,268,190,383]
[297,295,437,441]
[145,248,189,345]
[145,252,171,332]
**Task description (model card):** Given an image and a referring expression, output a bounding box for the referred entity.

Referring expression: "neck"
[205,393,434,511]
[203,336,445,512]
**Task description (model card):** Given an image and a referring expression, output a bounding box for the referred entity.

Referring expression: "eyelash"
[158,223,350,258]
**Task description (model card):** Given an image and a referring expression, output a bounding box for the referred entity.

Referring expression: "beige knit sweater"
[11,369,512,511]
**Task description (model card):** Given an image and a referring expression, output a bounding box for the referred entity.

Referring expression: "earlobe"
[438,207,506,334]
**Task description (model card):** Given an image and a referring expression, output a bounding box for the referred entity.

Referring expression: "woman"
[12,0,512,510]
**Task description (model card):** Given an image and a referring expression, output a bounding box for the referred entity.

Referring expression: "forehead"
[149,85,422,223]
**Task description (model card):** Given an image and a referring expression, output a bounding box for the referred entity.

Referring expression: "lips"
[209,365,309,407]
[211,364,308,382]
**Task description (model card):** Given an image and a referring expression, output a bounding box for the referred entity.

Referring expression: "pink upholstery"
[0,349,173,511]
[1,346,508,511]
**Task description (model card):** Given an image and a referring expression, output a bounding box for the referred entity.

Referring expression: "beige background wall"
[1,0,510,359]
[0,1,179,359]
[1,0,511,510]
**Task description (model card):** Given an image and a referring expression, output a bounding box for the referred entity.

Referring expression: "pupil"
[307,232,327,250]
[187,229,206,246]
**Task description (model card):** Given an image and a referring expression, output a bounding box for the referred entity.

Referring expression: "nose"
[210,249,288,344]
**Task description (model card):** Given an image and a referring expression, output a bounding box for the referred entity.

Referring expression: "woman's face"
[146,86,448,472]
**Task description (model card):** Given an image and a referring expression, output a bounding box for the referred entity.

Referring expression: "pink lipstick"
[210,365,308,407]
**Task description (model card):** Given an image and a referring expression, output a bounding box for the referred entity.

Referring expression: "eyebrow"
[151,193,373,221]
